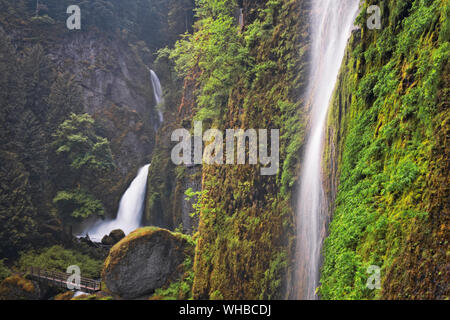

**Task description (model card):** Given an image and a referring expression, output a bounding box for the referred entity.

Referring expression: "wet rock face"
[102,227,193,299]
[47,32,158,216]
[49,32,157,177]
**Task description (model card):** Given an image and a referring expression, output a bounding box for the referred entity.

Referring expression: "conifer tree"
[51,113,115,233]
[21,44,54,123]
[0,151,39,257]
[46,71,84,133]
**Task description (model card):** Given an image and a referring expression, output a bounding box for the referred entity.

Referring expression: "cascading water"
[84,164,151,241]
[149,69,164,124]
[292,0,360,300]
[83,71,163,241]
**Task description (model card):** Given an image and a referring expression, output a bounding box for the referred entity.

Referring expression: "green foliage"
[35,0,195,50]
[0,260,11,282]
[0,151,39,258]
[46,72,84,132]
[171,0,309,299]
[386,159,419,194]
[169,6,249,120]
[18,245,103,279]
[0,30,45,258]
[185,188,208,219]
[195,0,236,19]
[259,251,288,300]
[320,0,449,299]
[53,113,114,175]
[53,190,104,225]
[51,113,113,227]
[0,0,193,265]
[153,256,194,300]
[30,14,55,25]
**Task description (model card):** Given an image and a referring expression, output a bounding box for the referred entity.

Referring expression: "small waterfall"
[292,1,360,299]
[84,164,151,241]
[149,69,164,125]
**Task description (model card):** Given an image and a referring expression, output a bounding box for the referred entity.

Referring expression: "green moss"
[103,227,194,277]
[103,227,159,273]
[152,257,195,300]
[166,0,310,299]
[321,0,449,300]
[53,291,75,300]
[18,246,103,279]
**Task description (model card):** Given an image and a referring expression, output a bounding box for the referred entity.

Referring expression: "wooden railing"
[28,267,101,293]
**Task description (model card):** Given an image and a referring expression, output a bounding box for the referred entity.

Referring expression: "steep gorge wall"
[187,0,311,299]
[0,1,195,220]
[322,0,449,299]
[51,31,159,215]
[145,0,312,299]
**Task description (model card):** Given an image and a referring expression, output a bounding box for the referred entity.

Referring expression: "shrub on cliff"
[17,245,103,279]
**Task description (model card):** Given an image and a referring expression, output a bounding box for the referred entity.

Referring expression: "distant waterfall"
[149,69,164,125]
[85,164,151,241]
[292,1,360,300]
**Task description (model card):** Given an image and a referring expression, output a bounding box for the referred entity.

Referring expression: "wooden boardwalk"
[28,267,101,294]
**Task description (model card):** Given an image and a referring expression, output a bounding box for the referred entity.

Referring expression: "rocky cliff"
[322,0,449,299]
[158,0,312,299]
[0,0,195,224]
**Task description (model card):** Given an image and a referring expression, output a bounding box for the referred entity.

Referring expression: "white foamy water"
[84,164,151,241]
[149,69,164,124]
[293,0,360,300]
[73,291,87,298]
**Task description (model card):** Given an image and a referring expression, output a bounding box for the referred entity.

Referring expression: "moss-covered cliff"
[1,0,447,301]
[160,0,312,299]
[163,0,448,300]
[322,0,449,299]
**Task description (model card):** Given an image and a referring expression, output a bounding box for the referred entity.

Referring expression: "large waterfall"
[149,69,164,124]
[84,164,151,241]
[292,0,360,300]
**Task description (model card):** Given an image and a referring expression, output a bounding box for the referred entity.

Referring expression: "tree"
[52,113,114,184]
[0,29,26,143]
[51,113,114,233]
[46,72,84,133]
[21,44,54,124]
[0,151,39,257]
[13,110,49,212]
[53,190,104,227]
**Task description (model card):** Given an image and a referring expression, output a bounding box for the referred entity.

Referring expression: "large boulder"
[102,227,194,299]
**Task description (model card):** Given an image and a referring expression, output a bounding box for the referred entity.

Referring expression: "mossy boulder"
[102,227,194,299]
[0,275,41,300]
